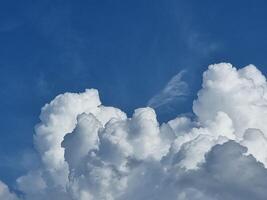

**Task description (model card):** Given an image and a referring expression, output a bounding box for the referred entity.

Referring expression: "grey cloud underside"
[1,63,267,200]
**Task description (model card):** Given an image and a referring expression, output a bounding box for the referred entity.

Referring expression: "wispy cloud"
[147,70,189,109]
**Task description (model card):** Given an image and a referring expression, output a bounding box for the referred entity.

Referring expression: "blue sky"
[1,0,267,186]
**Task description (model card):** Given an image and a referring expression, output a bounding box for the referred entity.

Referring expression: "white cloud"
[0,181,19,200]
[193,63,267,137]
[147,70,189,109]
[2,63,267,199]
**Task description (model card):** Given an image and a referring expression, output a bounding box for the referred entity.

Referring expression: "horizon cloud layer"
[1,63,267,200]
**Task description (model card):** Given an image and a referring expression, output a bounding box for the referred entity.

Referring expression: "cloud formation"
[147,70,189,109]
[0,181,19,200]
[2,63,267,200]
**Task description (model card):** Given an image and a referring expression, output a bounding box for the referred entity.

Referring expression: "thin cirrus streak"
[147,70,189,109]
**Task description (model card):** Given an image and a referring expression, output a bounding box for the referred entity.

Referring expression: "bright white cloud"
[2,63,267,200]
[193,63,267,137]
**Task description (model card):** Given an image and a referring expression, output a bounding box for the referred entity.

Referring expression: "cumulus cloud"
[1,63,267,200]
[0,181,19,200]
[175,141,267,200]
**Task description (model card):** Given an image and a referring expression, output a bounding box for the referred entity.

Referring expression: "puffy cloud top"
[193,63,267,137]
[2,63,267,200]
[0,181,19,200]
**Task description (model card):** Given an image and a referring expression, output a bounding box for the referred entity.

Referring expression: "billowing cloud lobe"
[2,63,267,200]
